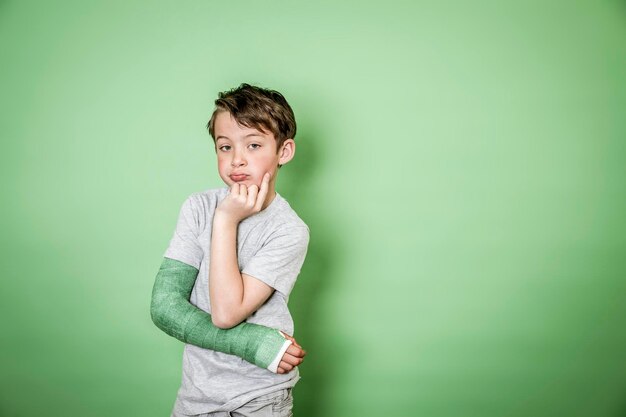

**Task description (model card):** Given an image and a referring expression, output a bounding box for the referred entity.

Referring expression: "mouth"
[229,174,248,182]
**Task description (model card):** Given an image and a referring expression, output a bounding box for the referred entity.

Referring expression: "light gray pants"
[172,388,293,417]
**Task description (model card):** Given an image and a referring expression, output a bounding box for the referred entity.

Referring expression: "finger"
[278,360,294,372]
[280,332,301,349]
[247,184,259,207]
[282,351,304,366]
[254,172,271,211]
[289,337,302,349]
[285,338,303,352]
[240,184,247,199]
[230,183,239,196]
[280,331,302,349]
[286,344,305,358]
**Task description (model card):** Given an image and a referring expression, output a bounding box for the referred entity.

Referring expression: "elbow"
[150,299,162,328]
[150,294,168,330]
[211,310,241,329]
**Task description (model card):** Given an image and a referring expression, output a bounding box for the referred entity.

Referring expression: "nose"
[231,148,246,167]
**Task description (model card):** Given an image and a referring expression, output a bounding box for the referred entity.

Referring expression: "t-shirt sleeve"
[163,195,204,270]
[242,225,309,297]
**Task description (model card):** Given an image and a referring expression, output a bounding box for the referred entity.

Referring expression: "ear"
[278,139,295,166]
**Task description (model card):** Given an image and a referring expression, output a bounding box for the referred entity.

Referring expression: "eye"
[218,145,231,152]
[249,143,261,150]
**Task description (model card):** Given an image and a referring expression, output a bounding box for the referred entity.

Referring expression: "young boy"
[151,83,309,416]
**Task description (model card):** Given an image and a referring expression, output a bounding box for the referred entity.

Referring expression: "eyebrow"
[215,133,264,141]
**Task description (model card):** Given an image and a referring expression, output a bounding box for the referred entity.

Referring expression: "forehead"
[214,111,272,140]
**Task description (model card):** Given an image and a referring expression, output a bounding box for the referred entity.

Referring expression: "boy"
[151,83,309,416]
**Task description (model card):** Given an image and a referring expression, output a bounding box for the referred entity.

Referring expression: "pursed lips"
[229,173,248,182]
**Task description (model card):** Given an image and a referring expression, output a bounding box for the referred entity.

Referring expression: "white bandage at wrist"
[266,332,293,373]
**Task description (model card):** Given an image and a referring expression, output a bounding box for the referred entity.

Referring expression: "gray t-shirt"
[163,187,309,414]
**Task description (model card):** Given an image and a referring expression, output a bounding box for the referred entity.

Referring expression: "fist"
[216,172,271,223]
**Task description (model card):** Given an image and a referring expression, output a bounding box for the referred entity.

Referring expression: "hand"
[277,332,307,374]
[215,173,271,224]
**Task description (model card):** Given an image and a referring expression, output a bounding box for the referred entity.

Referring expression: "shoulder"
[270,195,310,240]
[175,187,228,233]
[183,187,229,211]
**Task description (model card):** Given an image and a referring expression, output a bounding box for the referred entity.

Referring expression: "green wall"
[1,1,625,416]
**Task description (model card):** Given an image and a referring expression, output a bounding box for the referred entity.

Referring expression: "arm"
[209,215,274,328]
[150,256,305,373]
[209,174,274,328]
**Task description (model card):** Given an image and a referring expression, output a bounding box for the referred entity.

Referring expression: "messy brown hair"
[207,83,297,152]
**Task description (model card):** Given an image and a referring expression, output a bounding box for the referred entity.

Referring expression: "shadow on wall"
[278,121,342,417]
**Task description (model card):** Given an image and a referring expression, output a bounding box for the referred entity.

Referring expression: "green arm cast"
[150,257,287,370]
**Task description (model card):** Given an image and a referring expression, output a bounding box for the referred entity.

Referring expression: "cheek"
[217,158,230,175]
[257,154,279,170]
[216,155,227,167]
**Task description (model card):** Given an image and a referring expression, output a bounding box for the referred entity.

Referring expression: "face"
[213,111,293,190]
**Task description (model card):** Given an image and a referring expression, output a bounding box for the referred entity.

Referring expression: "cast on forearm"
[151,257,291,371]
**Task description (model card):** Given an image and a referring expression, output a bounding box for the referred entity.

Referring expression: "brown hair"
[207,83,297,152]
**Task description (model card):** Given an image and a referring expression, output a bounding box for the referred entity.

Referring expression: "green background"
[1,1,625,416]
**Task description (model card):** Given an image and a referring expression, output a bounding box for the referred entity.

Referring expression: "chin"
[224,180,260,188]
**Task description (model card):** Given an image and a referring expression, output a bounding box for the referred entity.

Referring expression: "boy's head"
[207,83,297,190]
[207,83,296,151]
